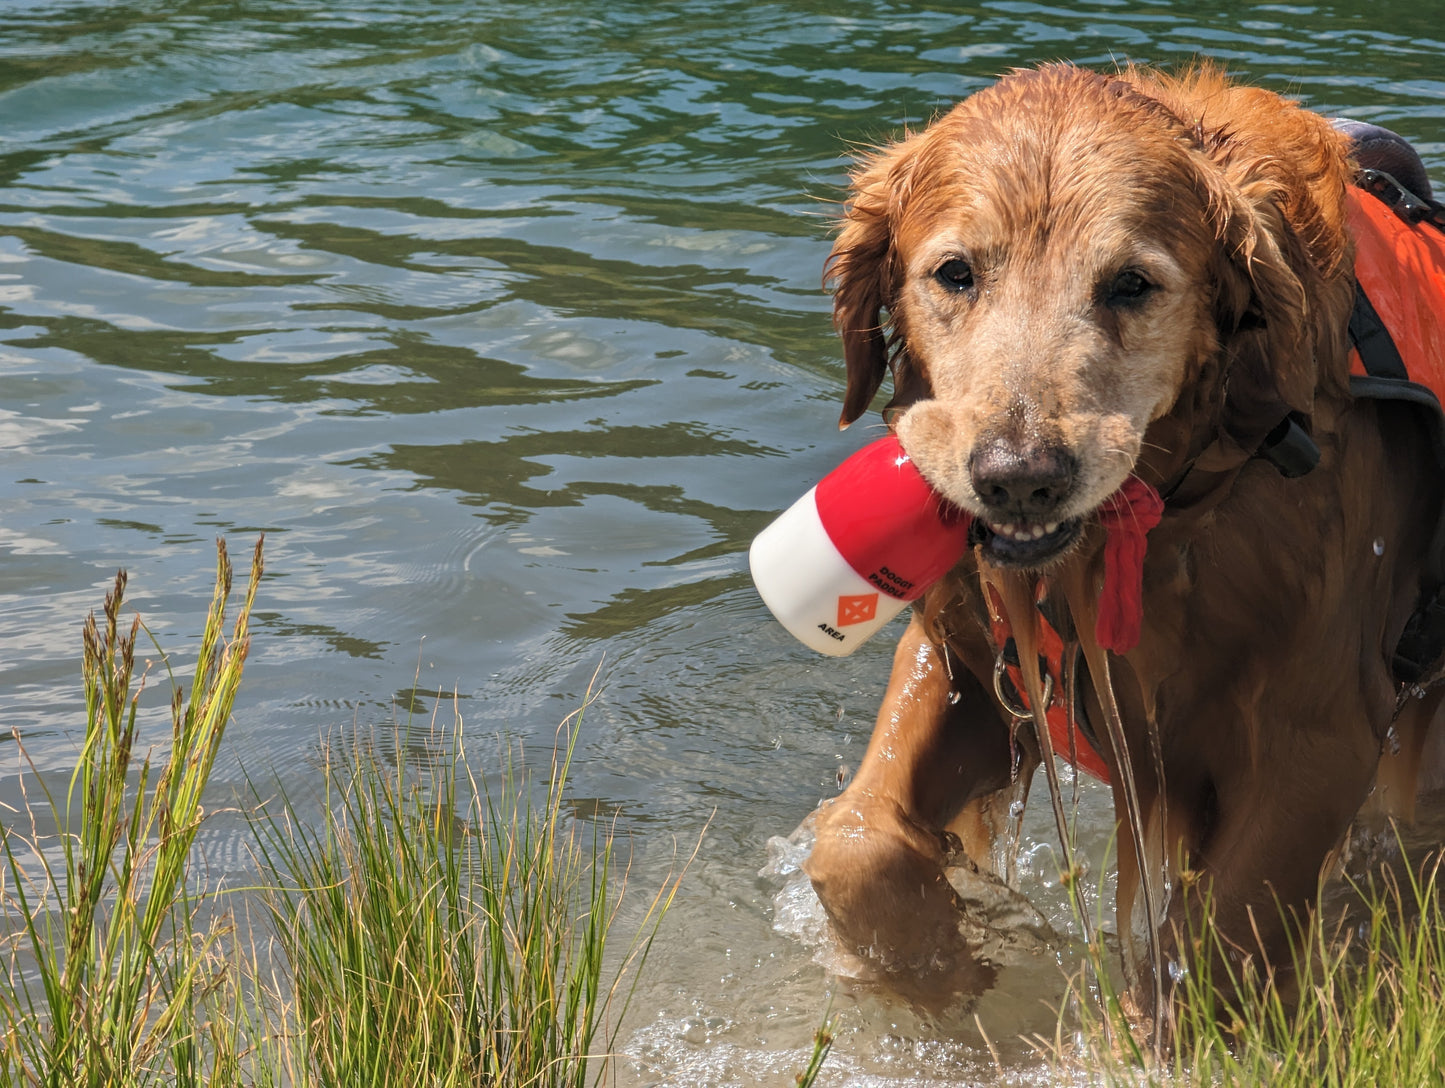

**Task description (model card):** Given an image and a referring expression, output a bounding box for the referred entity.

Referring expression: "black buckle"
[1256,413,1320,478]
[1358,168,1445,230]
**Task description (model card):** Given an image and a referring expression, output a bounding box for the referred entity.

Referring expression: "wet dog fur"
[803,63,1445,1013]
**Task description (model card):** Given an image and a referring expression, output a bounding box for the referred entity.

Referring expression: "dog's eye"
[935,259,974,291]
[1107,269,1154,304]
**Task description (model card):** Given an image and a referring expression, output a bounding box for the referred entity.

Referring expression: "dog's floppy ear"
[1207,168,1321,446]
[826,140,918,429]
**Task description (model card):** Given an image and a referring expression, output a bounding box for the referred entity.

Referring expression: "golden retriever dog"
[803,62,1445,1021]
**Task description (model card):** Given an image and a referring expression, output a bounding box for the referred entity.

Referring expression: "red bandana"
[1094,476,1165,652]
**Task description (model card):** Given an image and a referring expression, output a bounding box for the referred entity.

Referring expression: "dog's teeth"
[989,519,1069,544]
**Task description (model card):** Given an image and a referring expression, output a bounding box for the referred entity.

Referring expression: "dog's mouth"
[970,516,1085,568]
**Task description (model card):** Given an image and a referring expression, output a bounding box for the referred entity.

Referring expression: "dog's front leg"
[804,612,1016,995]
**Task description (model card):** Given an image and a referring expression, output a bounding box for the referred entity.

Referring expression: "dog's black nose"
[968,437,1076,517]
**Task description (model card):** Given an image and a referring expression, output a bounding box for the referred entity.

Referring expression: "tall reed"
[792,1005,835,1088]
[0,537,262,1087]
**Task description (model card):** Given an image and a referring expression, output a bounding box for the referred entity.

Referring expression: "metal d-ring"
[993,650,1053,721]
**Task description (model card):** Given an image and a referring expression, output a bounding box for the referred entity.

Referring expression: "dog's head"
[828,64,1349,569]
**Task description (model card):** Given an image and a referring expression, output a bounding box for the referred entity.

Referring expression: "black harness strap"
[1348,280,1409,381]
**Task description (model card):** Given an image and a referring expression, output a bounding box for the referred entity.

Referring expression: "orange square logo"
[837,593,879,627]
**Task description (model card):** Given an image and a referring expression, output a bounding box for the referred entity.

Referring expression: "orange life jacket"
[1346,183,1445,402]
[1344,175,1445,686]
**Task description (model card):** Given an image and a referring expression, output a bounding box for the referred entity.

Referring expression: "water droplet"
[1374,537,1386,557]
[681,1018,708,1045]
[947,690,962,705]
[995,779,1030,885]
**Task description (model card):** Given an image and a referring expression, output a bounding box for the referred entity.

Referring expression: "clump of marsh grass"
[1057,846,1445,1088]
[0,537,263,1086]
[251,683,685,1088]
[0,539,688,1087]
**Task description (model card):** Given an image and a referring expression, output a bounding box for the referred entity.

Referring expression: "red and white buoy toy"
[748,436,972,656]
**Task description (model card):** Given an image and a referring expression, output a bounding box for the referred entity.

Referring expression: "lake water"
[1,0,1441,1083]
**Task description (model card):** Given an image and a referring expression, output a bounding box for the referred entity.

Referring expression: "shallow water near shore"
[1,0,1442,1082]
